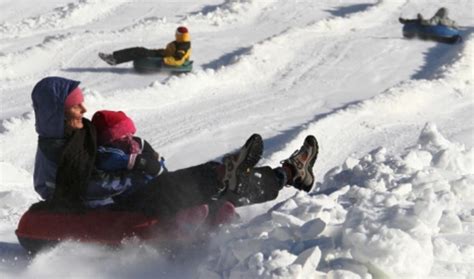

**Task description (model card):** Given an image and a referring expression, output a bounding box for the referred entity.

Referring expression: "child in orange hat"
[99,26,191,67]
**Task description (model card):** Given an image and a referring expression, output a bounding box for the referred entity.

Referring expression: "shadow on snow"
[324,3,375,18]
[62,67,136,75]
[0,241,31,273]
[412,26,474,80]
[200,46,252,70]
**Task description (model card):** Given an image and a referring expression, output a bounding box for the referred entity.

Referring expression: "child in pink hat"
[92,110,162,175]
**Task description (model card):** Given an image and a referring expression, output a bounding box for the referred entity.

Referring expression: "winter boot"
[221,134,263,196]
[98,52,117,65]
[281,135,319,192]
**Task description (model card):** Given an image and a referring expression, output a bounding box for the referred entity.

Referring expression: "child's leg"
[222,166,283,206]
[129,162,285,217]
[140,162,223,217]
[112,47,162,64]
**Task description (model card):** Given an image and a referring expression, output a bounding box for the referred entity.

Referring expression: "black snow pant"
[125,162,284,217]
[112,47,164,64]
[399,18,421,24]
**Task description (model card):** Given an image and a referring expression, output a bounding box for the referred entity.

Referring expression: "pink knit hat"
[91,110,137,145]
[64,87,84,108]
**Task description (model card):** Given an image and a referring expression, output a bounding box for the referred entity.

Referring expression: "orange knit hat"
[175,26,190,42]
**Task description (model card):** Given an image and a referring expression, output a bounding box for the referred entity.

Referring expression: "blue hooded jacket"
[32,77,152,206]
[32,77,80,199]
[32,77,80,139]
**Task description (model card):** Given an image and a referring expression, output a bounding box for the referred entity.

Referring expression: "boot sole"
[237,133,263,172]
[223,134,263,192]
[98,53,116,65]
[302,135,319,192]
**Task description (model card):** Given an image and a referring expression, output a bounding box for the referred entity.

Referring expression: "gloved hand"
[133,140,161,176]
[134,153,161,176]
[141,140,159,160]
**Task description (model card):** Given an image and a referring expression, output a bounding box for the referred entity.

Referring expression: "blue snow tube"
[402,22,462,44]
[133,57,193,73]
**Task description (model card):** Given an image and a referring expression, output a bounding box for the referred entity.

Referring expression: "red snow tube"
[15,202,235,253]
[16,207,160,252]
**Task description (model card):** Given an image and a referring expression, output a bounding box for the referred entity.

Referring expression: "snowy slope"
[0,0,473,278]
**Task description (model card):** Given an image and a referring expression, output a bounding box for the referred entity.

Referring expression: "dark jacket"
[421,8,458,28]
[32,77,154,207]
[32,76,80,200]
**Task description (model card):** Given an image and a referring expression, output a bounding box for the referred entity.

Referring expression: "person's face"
[64,103,87,130]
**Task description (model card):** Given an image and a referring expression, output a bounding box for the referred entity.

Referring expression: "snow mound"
[0,162,37,226]
[199,123,473,278]
[0,33,76,80]
[0,0,123,38]
[186,0,277,26]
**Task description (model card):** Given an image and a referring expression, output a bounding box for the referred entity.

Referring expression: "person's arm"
[96,141,162,176]
[173,42,190,60]
[88,141,161,200]
[134,139,162,176]
[153,42,175,57]
[87,168,133,199]
[96,146,131,171]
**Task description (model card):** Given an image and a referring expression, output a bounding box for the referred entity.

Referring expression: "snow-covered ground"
[0,0,473,278]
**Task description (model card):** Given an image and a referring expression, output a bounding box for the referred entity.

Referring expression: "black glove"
[133,140,161,176]
[134,153,161,176]
[141,140,159,159]
[174,50,185,60]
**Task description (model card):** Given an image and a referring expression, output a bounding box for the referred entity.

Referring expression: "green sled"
[133,57,193,73]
